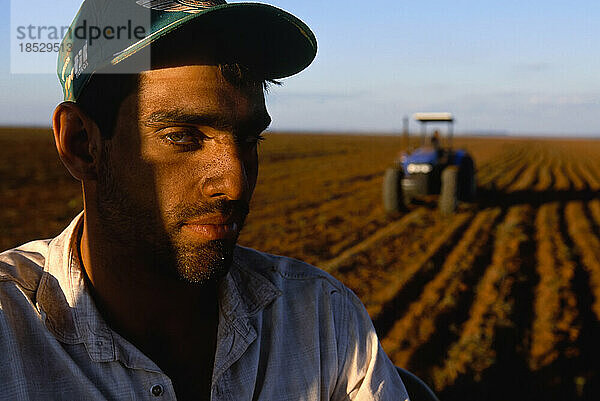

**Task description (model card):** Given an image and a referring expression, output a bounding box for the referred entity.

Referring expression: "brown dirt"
[2,128,600,400]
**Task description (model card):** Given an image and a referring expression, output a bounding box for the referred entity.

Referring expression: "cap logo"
[135,0,226,13]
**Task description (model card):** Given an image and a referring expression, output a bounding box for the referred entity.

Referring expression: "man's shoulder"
[233,245,348,294]
[0,239,51,298]
[232,245,366,333]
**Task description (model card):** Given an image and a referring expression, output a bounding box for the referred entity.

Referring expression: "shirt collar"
[37,211,116,361]
[219,249,282,335]
[36,211,281,364]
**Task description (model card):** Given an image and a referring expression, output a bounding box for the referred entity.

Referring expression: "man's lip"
[181,221,240,240]
[182,217,240,240]
[182,215,237,225]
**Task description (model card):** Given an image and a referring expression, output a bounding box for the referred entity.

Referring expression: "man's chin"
[172,239,235,285]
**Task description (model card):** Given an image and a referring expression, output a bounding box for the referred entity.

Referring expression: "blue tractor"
[383,113,476,214]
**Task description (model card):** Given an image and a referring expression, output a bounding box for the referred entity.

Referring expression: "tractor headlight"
[407,163,433,174]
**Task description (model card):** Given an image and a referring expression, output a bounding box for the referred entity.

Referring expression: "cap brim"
[112,3,317,79]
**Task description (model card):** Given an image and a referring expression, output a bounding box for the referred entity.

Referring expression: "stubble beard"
[95,142,247,285]
[169,239,232,284]
[164,201,248,284]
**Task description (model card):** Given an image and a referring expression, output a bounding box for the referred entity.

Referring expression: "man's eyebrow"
[143,110,233,130]
[143,110,272,133]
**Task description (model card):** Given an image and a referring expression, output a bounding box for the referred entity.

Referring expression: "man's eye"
[162,131,199,146]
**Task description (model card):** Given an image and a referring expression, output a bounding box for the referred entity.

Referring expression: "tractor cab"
[402,112,455,172]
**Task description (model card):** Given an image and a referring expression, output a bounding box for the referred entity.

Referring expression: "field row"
[3,130,600,400]
[249,138,600,400]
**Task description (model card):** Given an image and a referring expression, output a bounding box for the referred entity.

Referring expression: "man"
[0,1,408,399]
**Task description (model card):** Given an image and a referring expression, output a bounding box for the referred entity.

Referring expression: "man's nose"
[200,142,250,201]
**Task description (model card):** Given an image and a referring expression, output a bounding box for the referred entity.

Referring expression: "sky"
[0,0,599,136]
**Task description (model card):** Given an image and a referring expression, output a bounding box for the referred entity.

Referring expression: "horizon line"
[1,125,598,139]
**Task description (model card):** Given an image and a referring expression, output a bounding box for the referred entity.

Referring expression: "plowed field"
[2,128,599,400]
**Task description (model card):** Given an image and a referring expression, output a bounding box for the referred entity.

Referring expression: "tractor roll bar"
[413,112,454,149]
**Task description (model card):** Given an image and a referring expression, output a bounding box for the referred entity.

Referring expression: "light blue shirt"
[0,212,408,400]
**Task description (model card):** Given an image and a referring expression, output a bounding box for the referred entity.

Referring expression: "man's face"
[94,64,270,284]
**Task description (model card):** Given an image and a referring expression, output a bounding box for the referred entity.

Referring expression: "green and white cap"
[57,0,317,101]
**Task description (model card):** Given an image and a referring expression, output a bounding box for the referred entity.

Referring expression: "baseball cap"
[57,0,317,102]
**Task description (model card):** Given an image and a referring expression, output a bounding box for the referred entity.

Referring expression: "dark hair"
[76,73,138,139]
[77,64,278,139]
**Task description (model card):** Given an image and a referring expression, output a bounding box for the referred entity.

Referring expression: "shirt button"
[150,384,164,397]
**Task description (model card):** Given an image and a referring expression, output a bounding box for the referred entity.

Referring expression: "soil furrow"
[477,146,527,186]
[529,202,579,371]
[558,201,600,399]
[366,212,473,336]
[380,208,502,369]
[320,208,428,273]
[430,205,534,399]
[565,201,600,320]
[486,153,529,190]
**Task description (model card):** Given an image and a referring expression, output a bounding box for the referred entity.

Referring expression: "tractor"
[383,113,476,214]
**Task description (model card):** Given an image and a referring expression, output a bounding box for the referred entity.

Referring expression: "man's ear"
[52,102,101,181]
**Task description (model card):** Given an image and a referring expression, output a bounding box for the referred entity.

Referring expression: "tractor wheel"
[457,155,476,201]
[383,167,404,213]
[402,189,414,207]
[439,166,458,215]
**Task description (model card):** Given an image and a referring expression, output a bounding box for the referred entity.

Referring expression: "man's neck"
[77,211,220,396]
